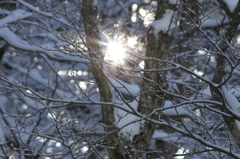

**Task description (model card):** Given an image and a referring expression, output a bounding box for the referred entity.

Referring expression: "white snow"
[162,100,192,117]
[152,129,178,141]
[223,0,238,13]
[0,8,11,15]
[103,53,141,141]
[2,59,67,98]
[197,0,204,3]
[222,86,240,130]
[0,9,32,27]
[0,27,54,56]
[201,88,212,99]
[93,0,98,7]
[151,9,176,37]
[200,17,227,29]
[0,27,89,63]
[17,0,71,27]
[168,0,177,4]
[114,98,143,141]
[109,77,140,96]
[100,31,111,43]
[0,107,6,142]
[22,96,45,109]
[29,33,59,42]
[17,0,53,17]
[102,51,141,141]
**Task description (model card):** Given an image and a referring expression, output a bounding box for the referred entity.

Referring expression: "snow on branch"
[0,27,88,63]
[0,27,53,56]
[162,100,192,117]
[151,9,176,37]
[29,33,60,42]
[108,76,140,97]
[0,8,11,15]
[17,0,53,17]
[222,86,240,129]
[0,9,32,28]
[17,0,72,27]
[114,98,143,141]
[223,0,238,13]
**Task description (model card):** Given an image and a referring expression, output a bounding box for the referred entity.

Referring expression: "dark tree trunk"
[210,0,240,148]
[81,1,126,158]
[133,0,178,158]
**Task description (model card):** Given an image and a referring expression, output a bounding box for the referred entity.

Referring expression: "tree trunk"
[210,0,240,148]
[133,0,178,158]
[81,1,125,158]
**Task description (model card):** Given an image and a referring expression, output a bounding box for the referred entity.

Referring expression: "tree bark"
[81,1,125,158]
[210,0,240,148]
[133,0,178,158]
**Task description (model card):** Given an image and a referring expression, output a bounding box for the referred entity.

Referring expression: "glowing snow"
[152,9,176,37]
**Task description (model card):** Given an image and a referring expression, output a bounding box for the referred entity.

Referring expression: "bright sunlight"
[101,31,138,65]
[104,40,126,64]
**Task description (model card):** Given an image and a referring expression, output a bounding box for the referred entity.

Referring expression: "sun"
[104,41,126,64]
[101,32,138,65]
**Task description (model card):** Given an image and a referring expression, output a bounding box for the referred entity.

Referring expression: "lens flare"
[105,41,126,64]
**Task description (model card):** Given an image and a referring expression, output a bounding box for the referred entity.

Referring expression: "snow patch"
[163,100,192,117]
[93,0,98,7]
[169,0,177,4]
[109,77,140,96]
[200,16,227,28]
[152,129,178,140]
[201,88,212,99]
[152,9,176,37]
[223,0,238,13]
[100,31,111,43]
[114,98,143,141]
[222,86,240,130]
[0,102,11,142]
